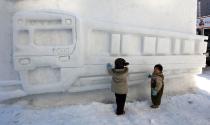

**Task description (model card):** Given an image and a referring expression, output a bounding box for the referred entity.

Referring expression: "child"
[107,58,129,115]
[150,64,164,108]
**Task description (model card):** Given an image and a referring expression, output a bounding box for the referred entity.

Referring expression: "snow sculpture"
[13,11,81,94]
[11,10,207,100]
[0,0,207,103]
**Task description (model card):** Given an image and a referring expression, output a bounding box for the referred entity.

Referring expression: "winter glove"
[107,63,113,69]
[151,88,157,96]
[145,73,152,78]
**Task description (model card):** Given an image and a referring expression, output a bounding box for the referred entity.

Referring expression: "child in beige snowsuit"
[107,58,129,115]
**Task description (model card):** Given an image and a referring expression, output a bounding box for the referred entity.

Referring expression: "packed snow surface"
[0,68,210,125]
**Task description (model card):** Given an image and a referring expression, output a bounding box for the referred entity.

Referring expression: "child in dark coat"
[150,64,164,108]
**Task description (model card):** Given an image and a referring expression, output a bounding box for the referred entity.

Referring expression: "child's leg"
[119,94,126,113]
[151,85,164,106]
[115,94,126,114]
[151,89,157,105]
[115,94,120,113]
[157,85,164,105]
[151,95,158,105]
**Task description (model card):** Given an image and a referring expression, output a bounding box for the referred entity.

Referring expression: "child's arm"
[154,77,163,92]
[144,72,152,78]
[107,63,113,75]
[148,73,152,78]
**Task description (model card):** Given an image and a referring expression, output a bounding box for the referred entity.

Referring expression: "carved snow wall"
[9,10,207,103]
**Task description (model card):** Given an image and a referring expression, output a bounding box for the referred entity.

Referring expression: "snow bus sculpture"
[0,0,207,103]
[8,10,207,103]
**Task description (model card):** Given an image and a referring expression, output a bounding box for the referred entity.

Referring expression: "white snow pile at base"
[0,69,210,125]
[0,93,210,125]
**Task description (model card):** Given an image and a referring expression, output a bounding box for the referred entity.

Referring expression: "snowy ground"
[0,68,210,125]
